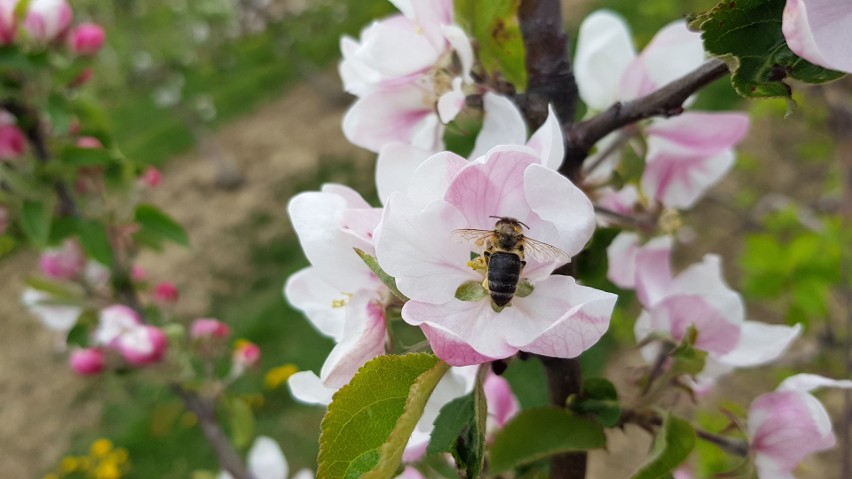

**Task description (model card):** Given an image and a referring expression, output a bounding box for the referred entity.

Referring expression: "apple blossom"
[190,318,230,340]
[376,145,617,366]
[140,166,162,188]
[76,136,103,149]
[748,374,852,478]
[153,281,179,304]
[0,0,19,44]
[0,118,26,160]
[69,347,106,376]
[783,0,852,74]
[116,325,168,366]
[39,238,86,280]
[233,340,261,369]
[93,304,142,346]
[218,435,309,479]
[23,0,72,42]
[21,288,83,335]
[68,22,105,56]
[574,10,749,209]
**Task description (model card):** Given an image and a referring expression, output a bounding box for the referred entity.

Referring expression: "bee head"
[490,216,528,236]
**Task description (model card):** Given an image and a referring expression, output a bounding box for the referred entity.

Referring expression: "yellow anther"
[466,257,487,271]
[658,208,683,234]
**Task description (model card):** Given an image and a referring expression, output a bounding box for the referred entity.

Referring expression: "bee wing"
[450,228,494,251]
[523,236,571,263]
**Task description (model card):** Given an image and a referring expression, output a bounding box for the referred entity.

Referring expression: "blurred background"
[0,0,848,477]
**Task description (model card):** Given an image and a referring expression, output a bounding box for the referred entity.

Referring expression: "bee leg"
[466,256,488,272]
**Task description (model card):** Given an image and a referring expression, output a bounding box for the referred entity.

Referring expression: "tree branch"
[623,409,749,458]
[561,58,730,178]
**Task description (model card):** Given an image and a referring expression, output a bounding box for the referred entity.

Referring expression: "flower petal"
[443,24,474,83]
[634,235,674,308]
[283,267,347,341]
[469,93,527,160]
[647,112,750,156]
[406,150,468,208]
[376,142,435,205]
[778,373,852,393]
[247,436,288,479]
[634,20,705,93]
[642,139,736,209]
[526,105,565,171]
[606,231,640,289]
[319,291,387,388]
[483,372,519,428]
[574,10,636,110]
[437,77,465,123]
[783,0,852,73]
[288,370,336,406]
[717,321,802,368]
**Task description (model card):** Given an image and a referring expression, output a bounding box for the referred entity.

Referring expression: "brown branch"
[562,58,730,179]
[622,409,749,458]
[173,385,251,479]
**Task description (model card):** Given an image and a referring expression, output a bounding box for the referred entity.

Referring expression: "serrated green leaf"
[61,146,112,167]
[455,280,488,302]
[76,219,114,267]
[572,377,621,427]
[134,203,189,247]
[489,407,606,473]
[227,397,255,450]
[454,0,527,89]
[427,370,487,478]
[354,248,408,301]
[694,0,844,101]
[631,414,696,479]
[21,199,53,246]
[318,353,449,479]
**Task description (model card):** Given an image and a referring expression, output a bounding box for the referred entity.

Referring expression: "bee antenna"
[518,220,530,230]
[488,215,502,221]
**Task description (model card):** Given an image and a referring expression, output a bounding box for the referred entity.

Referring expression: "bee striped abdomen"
[487,252,523,307]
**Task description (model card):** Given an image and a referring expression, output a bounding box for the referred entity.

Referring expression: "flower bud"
[140,166,161,188]
[190,318,230,341]
[0,0,19,45]
[94,304,141,346]
[153,281,179,305]
[39,238,86,280]
[23,0,72,42]
[130,265,147,282]
[117,325,168,366]
[76,136,102,149]
[69,347,105,375]
[0,123,26,161]
[68,22,104,55]
[233,340,261,370]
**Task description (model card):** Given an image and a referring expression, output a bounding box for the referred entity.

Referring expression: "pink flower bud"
[68,22,104,55]
[69,347,105,376]
[191,318,230,340]
[233,340,261,369]
[140,166,161,188]
[39,238,86,280]
[153,281,179,304]
[0,0,19,45]
[23,0,72,42]
[76,136,102,149]
[117,325,168,366]
[130,265,147,281]
[0,123,26,161]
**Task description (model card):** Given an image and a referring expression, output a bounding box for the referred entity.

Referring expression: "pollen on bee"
[466,256,487,271]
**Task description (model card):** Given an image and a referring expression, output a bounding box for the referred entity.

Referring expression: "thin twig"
[622,409,749,458]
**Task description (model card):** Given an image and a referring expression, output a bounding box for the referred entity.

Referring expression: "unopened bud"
[69,347,106,376]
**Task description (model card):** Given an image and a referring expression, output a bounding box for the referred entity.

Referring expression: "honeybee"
[452,216,570,309]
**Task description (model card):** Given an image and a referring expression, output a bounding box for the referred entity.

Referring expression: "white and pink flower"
[92,304,168,366]
[0,111,26,161]
[0,0,19,44]
[23,0,72,42]
[191,318,230,340]
[748,374,852,478]
[783,0,852,74]
[375,145,616,366]
[39,238,86,280]
[218,435,313,479]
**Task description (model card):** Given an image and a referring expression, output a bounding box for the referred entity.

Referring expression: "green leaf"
[133,204,189,248]
[427,371,487,478]
[693,0,844,102]
[571,377,621,427]
[354,248,408,301]
[318,353,450,479]
[515,279,533,298]
[21,199,53,246]
[47,94,73,137]
[227,397,255,450]
[631,414,696,479]
[61,146,112,167]
[454,0,527,89]
[25,276,85,300]
[670,345,707,377]
[489,407,606,473]
[76,219,114,267]
[455,280,488,302]
[66,323,90,348]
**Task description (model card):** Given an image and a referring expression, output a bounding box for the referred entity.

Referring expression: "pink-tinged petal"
[39,238,85,280]
[376,142,435,205]
[94,304,141,346]
[342,82,440,153]
[320,291,387,388]
[778,373,852,393]
[483,373,519,428]
[754,461,796,479]
[526,105,565,171]
[672,255,742,306]
[582,132,623,185]
[574,10,636,109]
[634,235,674,308]
[320,183,372,209]
[69,22,105,56]
[783,0,852,73]
[647,295,741,356]
[350,17,441,80]
[288,190,377,293]
[524,163,596,259]
[596,185,639,226]
[339,36,383,95]
[0,0,18,44]
[443,25,474,83]
[717,321,802,368]
[69,347,105,376]
[469,93,527,160]
[509,276,616,358]
[606,231,640,289]
[284,267,347,341]
[406,150,468,208]
[437,77,465,123]
[404,301,515,365]
[647,112,750,156]
[117,325,168,366]
[396,466,425,479]
[642,138,736,210]
[247,436,288,479]
[376,195,475,303]
[0,123,26,160]
[288,371,336,406]
[634,20,705,93]
[24,0,72,42]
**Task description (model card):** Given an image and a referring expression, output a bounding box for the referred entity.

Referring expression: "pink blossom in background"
[93,304,142,347]
[783,0,852,74]
[0,0,19,44]
[117,325,167,366]
[190,318,230,340]
[39,238,86,280]
[140,166,162,188]
[76,136,103,149]
[376,145,616,366]
[23,0,72,42]
[483,373,519,430]
[68,22,104,55]
[69,347,106,376]
[748,374,852,478]
[0,118,26,160]
[130,265,147,281]
[233,341,261,369]
[153,281,179,304]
